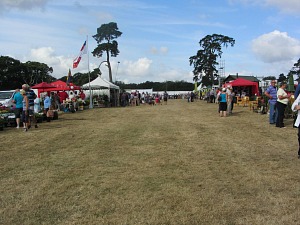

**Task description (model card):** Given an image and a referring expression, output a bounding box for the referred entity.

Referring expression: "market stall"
[31,82,56,97]
[227,78,259,96]
[81,75,120,107]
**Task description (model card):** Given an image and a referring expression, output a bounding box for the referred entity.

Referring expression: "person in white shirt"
[276,82,290,128]
[226,87,233,115]
[291,94,300,158]
[34,96,41,113]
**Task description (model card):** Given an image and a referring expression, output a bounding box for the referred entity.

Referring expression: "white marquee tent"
[82,75,120,90]
[81,75,120,107]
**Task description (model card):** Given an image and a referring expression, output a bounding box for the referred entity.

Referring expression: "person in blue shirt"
[44,93,51,112]
[294,83,300,99]
[264,80,277,124]
[12,89,23,128]
[219,88,228,117]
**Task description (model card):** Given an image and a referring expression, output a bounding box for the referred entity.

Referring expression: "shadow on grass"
[226,111,247,116]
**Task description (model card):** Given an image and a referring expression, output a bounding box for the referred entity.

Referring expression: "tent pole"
[87,35,93,109]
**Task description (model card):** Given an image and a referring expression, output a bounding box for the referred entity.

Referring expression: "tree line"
[0,56,56,90]
[0,55,194,91]
[3,52,300,92]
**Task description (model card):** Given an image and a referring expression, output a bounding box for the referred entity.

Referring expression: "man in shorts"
[22,84,38,128]
[12,89,23,128]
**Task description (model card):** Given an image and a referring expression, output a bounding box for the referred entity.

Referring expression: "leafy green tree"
[201,76,213,87]
[277,73,287,83]
[263,76,276,81]
[291,58,300,81]
[92,22,122,82]
[65,69,100,86]
[0,56,22,89]
[189,34,235,86]
[287,71,295,92]
[21,61,54,85]
[116,80,194,92]
[0,56,55,90]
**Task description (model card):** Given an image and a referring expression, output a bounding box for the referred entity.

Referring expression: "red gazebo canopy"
[48,80,81,91]
[31,82,56,97]
[229,78,259,96]
[31,82,56,89]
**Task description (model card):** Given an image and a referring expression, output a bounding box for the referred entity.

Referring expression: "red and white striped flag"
[73,40,87,69]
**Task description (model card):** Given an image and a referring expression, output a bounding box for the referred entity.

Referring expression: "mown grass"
[1,99,300,225]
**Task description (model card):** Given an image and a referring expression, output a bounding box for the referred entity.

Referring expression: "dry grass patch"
[1,100,300,225]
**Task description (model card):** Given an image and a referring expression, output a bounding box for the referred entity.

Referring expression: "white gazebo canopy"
[81,75,120,90]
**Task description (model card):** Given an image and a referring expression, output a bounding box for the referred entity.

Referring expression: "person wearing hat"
[276,81,291,128]
[20,89,29,132]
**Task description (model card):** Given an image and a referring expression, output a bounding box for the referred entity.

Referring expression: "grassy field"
[1,99,300,225]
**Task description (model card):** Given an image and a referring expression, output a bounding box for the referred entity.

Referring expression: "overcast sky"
[0,0,300,83]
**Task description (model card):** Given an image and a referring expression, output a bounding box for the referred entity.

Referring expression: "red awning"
[229,78,259,96]
[47,80,81,91]
[31,82,56,89]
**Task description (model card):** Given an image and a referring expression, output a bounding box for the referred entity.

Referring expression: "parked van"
[0,90,16,109]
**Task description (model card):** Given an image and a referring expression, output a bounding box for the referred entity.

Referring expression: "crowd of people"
[10,83,87,132]
[44,90,85,113]
[264,80,292,128]
[205,80,300,158]
[184,82,300,159]
[8,81,300,158]
[206,87,236,117]
[12,84,39,132]
[265,79,300,159]
[120,91,169,107]
[208,80,294,121]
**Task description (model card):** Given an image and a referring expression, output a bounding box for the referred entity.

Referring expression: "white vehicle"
[0,90,16,109]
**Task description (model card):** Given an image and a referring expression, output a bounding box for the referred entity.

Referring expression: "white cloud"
[251,30,300,63]
[26,47,74,77]
[159,69,192,82]
[265,0,300,14]
[160,47,169,54]
[122,58,152,77]
[229,0,300,14]
[115,58,191,83]
[30,47,59,65]
[228,0,262,6]
[150,46,169,55]
[0,0,50,13]
[150,47,158,54]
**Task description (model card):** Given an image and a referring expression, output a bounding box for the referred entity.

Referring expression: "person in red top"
[58,90,68,103]
[79,91,86,100]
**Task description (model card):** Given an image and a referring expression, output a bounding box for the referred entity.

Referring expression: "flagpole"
[87,35,93,109]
